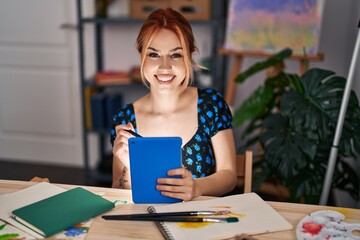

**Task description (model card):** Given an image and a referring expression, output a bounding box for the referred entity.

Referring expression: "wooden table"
[1,179,359,239]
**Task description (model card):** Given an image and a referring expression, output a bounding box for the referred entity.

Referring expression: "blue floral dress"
[110,88,233,179]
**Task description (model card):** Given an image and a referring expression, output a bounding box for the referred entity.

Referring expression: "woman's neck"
[147,89,188,115]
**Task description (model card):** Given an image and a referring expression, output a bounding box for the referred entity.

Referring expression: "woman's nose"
[159,57,172,70]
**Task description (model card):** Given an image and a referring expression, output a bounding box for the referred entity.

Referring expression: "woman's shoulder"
[196,88,232,134]
[113,103,134,123]
[116,103,133,114]
[197,88,226,102]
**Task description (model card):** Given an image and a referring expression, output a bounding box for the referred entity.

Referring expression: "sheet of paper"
[52,218,93,240]
[0,219,34,239]
[0,182,65,238]
[150,193,293,240]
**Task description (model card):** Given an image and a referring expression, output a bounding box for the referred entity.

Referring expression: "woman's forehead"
[148,29,182,51]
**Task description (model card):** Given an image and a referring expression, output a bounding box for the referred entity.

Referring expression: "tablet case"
[128,137,183,204]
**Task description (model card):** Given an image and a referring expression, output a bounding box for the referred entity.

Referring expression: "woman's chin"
[157,88,175,94]
[152,80,178,92]
[152,84,178,94]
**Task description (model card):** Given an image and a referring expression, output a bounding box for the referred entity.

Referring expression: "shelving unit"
[76,0,229,184]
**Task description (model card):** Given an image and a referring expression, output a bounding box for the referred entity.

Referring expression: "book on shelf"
[105,92,123,129]
[84,86,98,129]
[147,192,292,240]
[90,92,106,130]
[11,187,115,238]
[90,92,123,131]
[95,70,131,85]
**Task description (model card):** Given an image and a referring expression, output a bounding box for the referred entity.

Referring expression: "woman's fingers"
[115,123,135,138]
[113,122,136,148]
[156,168,195,201]
[167,167,190,177]
[158,184,194,201]
[112,141,128,156]
[113,123,134,169]
[162,192,193,202]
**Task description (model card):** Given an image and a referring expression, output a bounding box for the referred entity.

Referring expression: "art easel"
[218,48,324,106]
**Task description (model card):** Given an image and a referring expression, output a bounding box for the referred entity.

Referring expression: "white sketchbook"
[148,192,293,240]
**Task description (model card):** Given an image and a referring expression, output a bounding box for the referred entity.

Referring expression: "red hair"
[136,8,201,90]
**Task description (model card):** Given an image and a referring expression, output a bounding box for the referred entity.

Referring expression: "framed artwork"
[224,0,324,55]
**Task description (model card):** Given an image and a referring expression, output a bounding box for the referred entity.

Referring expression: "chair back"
[236,150,253,193]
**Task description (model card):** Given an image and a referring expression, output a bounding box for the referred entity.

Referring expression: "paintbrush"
[103,210,231,220]
[102,215,238,223]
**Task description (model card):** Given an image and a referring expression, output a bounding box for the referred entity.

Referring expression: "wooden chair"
[236,151,290,200]
[236,150,253,193]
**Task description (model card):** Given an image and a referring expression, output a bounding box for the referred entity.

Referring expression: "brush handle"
[102,211,218,219]
[103,216,205,222]
[102,216,238,223]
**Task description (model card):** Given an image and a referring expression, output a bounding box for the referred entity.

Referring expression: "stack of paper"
[0,182,65,238]
[0,182,114,238]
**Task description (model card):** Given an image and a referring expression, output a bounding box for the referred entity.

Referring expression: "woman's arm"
[111,123,134,189]
[112,156,131,188]
[193,129,237,196]
[157,129,237,200]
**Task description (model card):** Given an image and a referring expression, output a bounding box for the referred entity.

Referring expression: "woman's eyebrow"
[147,47,159,52]
[170,47,183,52]
[147,47,183,52]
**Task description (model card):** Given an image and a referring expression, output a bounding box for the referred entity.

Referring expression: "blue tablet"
[128,136,183,204]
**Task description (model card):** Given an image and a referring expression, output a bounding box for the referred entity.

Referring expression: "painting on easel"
[224,0,324,55]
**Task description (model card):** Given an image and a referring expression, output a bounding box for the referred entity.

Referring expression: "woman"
[111,8,236,201]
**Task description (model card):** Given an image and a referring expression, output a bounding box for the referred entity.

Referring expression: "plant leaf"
[233,85,273,127]
[235,48,292,83]
[260,114,317,179]
[281,69,347,142]
[232,54,360,203]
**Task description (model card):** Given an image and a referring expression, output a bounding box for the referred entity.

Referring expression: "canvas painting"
[224,0,324,55]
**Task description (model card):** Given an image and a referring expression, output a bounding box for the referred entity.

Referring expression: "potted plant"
[233,48,360,204]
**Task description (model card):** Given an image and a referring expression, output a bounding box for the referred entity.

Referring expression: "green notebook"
[11,187,114,237]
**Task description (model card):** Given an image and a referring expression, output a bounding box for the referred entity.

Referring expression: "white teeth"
[157,75,173,81]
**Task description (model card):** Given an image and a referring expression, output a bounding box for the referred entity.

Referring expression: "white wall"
[0,0,83,167]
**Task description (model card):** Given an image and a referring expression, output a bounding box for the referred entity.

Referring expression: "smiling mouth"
[155,75,175,82]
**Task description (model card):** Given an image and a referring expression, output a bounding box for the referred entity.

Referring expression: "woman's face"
[143,29,186,94]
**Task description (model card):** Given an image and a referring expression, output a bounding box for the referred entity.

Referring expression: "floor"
[0,159,112,188]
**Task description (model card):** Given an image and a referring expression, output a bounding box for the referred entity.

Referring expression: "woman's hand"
[156,167,198,201]
[112,122,135,169]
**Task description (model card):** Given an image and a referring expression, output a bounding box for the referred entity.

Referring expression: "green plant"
[233,48,360,203]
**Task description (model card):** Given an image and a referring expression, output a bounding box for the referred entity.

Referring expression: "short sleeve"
[110,104,135,146]
[199,89,233,138]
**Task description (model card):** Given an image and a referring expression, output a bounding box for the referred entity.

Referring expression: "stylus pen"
[102,216,238,223]
[125,129,142,138]
[102,210,231,219]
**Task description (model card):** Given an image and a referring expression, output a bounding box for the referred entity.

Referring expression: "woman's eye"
[171,53,182,59]
[148,52,159,58]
